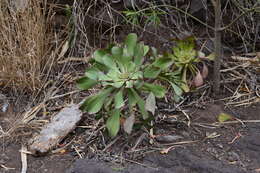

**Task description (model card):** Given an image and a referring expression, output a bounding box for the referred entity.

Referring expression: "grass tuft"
[0,0,54,92]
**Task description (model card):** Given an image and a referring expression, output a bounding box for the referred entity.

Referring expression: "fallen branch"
[20,145,28,173]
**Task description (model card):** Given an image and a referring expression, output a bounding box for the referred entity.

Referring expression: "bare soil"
[1,103,259,173]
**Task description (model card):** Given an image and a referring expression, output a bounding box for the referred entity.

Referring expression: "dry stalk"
[0,0,55,92]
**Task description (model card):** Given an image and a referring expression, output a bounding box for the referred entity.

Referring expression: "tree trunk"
[212,0,222,96]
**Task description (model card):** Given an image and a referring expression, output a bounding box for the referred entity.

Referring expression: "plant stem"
[212,0,222,96]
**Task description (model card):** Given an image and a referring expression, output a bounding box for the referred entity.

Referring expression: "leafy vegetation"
[77,33,208,137]
[144,36,204,102]
[218,113,233,123]
[77,33,166,137]
[165,37,201,92]
[122,5,164,27]
[41,1,260,143]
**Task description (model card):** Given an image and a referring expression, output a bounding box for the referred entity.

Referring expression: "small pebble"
[216,143,224,149]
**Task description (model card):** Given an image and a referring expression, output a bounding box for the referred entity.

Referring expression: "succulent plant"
[77,33,166,137]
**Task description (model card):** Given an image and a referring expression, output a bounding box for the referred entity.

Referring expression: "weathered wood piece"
[28,104,83,155]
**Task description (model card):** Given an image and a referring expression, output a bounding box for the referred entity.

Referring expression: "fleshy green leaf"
[94,63,109,73]
[114,90,124,109]
[102,54,117,70]
[121,48,133,66]
[111,46,125,71]
[171,37,197,64]
[198,51,205,59]
[169,82,183,96]
[142,83,166,98]
[124,61,135,72]
[134,43,144,67]
[106,109,121,137]
[143,45,149,56]
[99,73,113,83]
[137,97,149,120]
[130,88,149,119]
[205,53,215,61]
[180,66,190,92]
[127,88,138,107]
[144,65,161,78]
[153,57,173,70]
[151,47,158,57]
[111,46,123,58]
[76,77,97,90]
[85,67,100,80]
[93,50,106,64]
[173,94,182,102]
[126,81,134,88]
[145,92,156,115]
[125,33,137,56]
[218,113,233,123]
[111,81,125,88]
[104,95,114,111]
[80,87,113,114]
[106,69,119,79]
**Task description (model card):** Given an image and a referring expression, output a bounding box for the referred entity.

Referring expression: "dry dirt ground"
[0,102,259,173]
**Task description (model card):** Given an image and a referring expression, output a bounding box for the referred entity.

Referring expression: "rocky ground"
[1,103,259,173]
